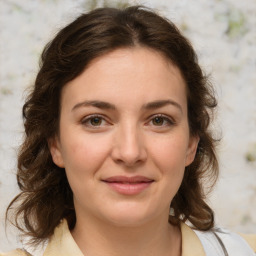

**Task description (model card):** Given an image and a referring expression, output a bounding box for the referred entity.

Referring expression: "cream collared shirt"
[1,219,256,256]
[42,220,206,256]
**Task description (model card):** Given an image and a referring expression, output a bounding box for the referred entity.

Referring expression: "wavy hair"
[6,5,218,245]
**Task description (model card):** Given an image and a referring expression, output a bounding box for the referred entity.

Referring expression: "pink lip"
[102,176,154,195]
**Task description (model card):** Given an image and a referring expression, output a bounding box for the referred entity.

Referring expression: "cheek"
[60,133,113,203]
[60,132,112,178]
[148,134,188,195]
[149,134,189,170]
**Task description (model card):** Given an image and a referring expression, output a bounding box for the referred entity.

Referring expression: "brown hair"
[7,5,218,244]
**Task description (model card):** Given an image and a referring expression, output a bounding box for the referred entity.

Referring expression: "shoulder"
[1,220,81,256]
[0,249,31,256]
[240,233,256,252]
[195,227,256,255]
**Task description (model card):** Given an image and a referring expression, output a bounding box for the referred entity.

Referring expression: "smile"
[102,176,154,195]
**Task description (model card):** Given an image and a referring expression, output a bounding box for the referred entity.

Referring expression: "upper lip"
[102,176,154,183]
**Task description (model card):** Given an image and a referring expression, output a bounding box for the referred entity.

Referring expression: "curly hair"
[6,5,218,245]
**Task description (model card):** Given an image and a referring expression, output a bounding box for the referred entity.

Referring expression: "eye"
[152,116,165,126]
[81,115,108,128]
[89,116,102,126]
[148,115,174,127]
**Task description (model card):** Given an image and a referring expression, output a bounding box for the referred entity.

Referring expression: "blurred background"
[0,0,255,252]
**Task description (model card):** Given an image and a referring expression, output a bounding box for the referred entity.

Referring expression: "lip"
[102,176,154,195]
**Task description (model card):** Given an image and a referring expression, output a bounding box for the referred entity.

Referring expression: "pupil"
[91,117,101,125]
[153,117,163,125]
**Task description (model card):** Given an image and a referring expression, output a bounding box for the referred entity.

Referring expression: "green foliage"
[245,144,256,163]
[180,22,188,32]
[241,214,252,225]
[82,0,130,11]
[0,87,12,95]
[103,0,130,8]
[85,0,98,10]
[246,153,256,162]
[226,9,247,39]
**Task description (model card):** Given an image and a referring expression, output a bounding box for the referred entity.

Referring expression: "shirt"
[1,219,256,256]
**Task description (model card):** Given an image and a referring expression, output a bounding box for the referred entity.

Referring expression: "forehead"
[61,47,187,111]
[86,46,181,78]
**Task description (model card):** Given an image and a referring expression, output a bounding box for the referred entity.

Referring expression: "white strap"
[195,228,255,256]
[194,230,225,256]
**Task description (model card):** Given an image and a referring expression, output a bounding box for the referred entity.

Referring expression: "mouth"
[102,176,154,195]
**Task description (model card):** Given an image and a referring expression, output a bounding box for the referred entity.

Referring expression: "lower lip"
[104,182,153,195]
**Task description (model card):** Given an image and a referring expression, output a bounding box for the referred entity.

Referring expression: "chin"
[101,206,156,228]
[108,215,151,228]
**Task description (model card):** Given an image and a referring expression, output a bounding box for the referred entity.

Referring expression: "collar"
[43,220,83,256]
[43,220,206,256]
[181,222,206,256]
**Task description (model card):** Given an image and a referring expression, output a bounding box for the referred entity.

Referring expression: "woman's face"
[50,47,198,227]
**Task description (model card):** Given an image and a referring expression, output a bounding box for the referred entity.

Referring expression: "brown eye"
[81,115,107,128]
[148,115,174,128]
[152,116,164,126]
[90,117,102,126]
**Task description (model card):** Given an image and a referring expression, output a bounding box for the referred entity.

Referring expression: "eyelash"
[80,114,175,128]
[81,114,109,128]
[147,114,175,127]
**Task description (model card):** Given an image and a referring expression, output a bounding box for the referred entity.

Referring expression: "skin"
[49,47,199,256]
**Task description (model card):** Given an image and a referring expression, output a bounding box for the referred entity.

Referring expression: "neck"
[71,213,181,256]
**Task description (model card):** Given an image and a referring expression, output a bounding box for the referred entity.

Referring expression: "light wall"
[0,0,255,252]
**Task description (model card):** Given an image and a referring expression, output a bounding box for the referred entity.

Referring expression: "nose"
[111,124,147,167]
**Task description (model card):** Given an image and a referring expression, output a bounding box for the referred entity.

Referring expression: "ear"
[48,137,65,168]
[185,135,199,166]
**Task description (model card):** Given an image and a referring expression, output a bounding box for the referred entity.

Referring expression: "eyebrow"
[72,99,182,113]
[72,100,116,111]
[142,99,183,113]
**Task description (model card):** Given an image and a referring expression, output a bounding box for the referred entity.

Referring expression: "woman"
[2,5,256,256]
